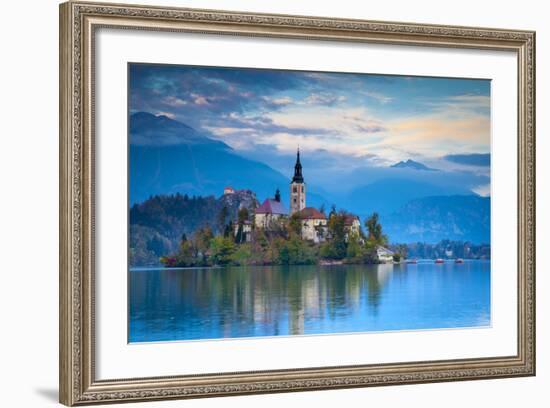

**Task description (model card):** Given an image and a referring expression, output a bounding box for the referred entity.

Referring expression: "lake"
[129,260,490,343]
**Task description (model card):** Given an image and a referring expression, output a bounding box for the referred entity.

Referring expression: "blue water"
[129,260,490,343]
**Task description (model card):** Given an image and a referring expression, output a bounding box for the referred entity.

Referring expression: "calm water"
[129,261,490,343]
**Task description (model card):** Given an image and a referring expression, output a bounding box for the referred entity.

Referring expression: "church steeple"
[274,188,281,202]
[291,148,304,184]
[290,148,306,215]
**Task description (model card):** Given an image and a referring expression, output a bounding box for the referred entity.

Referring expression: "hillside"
[382,195,490,244]
[129,190,259,266]
[343,179,472,217]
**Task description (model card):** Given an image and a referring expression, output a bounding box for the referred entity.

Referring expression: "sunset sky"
[129,63,491,194]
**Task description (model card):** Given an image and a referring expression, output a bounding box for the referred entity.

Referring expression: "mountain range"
[382,195,490,244]
[129,112,490,246]
[390,159,437,171]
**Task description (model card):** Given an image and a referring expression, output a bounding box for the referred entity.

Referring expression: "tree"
[194,227,214,263]
[224,220,234,238]
[288,213,303,237]
[346,232,363,260]
[230,243,253,265]
[209,236,235,265]
[235,223,244,244]
[278,236,316,265]
[234,207,249,244]
[217,206,229,234]
[237,207,249,223]
[364,212,388,245]
[325,213,347,259]
[175,239,195,266]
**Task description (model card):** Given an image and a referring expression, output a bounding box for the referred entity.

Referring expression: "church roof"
[298,207,326,220]
[256,199,289,215]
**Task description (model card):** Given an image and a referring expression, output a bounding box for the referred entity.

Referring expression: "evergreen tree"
[223,220,233,238]
[218,206,229,234]
[238,207,249,223]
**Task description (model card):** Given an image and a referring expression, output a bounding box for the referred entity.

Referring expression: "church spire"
[291,148,304,183]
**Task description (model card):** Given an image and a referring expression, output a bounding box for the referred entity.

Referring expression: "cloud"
[387,114,490,154]
[261,95,294,109]
[362,91,394,104]
[154,111,176,119]
[427,94,491,116]
[303,92,346,106]
[192,94,210,105]
[472,183,491,197]
[162,96,188,107]
[129,64,491,169]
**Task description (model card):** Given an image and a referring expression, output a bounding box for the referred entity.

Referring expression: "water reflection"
[129,261,490,342]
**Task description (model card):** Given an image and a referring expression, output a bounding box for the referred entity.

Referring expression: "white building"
[254,189,289,229]
[377,246,394,263]
[297,207,327,243]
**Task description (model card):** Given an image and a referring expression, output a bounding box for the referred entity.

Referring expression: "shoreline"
[130,258,490,271]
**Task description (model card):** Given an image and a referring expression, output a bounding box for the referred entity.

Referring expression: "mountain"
[382,195,490,244]
[390,159,437,171]
[130,111,225,147]
[129,112,328,207]
[343,178,473,218]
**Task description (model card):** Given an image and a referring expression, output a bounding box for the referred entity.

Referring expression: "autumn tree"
[364,212,388,245]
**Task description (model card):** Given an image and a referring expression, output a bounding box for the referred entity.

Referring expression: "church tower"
[290,148,306,215]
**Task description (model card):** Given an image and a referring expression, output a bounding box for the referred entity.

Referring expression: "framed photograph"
[59,1,536,405]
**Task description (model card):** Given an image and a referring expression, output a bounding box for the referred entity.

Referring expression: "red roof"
[344,215,359,225]
[224,186,234,190]
[298,207,326,220]
[256,199,288,215]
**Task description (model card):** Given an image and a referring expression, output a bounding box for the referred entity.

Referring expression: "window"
[301,186,304,193]
[293,186,297,193]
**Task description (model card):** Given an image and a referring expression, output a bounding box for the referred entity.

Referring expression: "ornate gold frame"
[59,1,536,405]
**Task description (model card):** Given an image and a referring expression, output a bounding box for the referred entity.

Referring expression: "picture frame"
[59,1,536,405]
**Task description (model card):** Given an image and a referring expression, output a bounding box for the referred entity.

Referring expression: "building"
[343,215,362,241]
[297,207,327,243]
[290,149,306,215]
[254,189,289,229]
[377,246,394,263]
[223,186,235,195]
[233,220,253,243]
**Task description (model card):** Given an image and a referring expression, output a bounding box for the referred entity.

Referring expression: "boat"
[455,258,464,264]
[435,258,444,264]
[406,259,417,264]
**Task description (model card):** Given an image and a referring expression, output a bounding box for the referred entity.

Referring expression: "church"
[254,149,328,243]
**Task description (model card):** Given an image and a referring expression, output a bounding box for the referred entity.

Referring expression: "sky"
[129,63,491,195]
